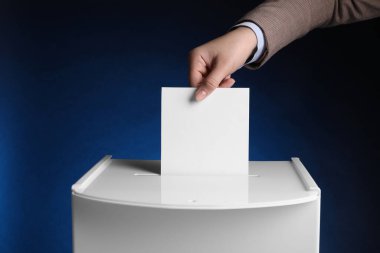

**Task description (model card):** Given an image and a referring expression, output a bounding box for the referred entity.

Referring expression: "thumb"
[195,66,229,101]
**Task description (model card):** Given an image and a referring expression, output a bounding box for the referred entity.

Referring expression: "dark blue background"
[1,0,379,252]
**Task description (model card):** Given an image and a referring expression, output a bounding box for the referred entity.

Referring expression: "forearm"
[240,0,380,68]
[326,0,380,27]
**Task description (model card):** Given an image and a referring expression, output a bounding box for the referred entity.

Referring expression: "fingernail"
[195,89,207,101]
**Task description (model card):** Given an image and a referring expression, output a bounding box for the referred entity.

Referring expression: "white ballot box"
[72,155,321,253]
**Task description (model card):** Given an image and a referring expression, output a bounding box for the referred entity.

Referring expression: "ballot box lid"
[72,156,320,210]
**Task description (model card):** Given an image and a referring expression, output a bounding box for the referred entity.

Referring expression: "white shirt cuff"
[232,21,265,64]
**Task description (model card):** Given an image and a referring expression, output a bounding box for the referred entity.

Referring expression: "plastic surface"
[73,196,320,253]
[72,157,320,209]
[72,156,321,253]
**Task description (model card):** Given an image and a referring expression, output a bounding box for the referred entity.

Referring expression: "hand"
[189,27,257,101]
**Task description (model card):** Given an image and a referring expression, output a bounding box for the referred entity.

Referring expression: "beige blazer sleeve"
[239,0,380,68]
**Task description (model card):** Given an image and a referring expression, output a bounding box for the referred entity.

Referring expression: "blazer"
[239,0,380,68]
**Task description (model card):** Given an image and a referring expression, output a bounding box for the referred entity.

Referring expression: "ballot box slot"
[133,173,160,176]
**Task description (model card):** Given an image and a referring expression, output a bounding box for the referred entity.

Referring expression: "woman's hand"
[189,27,257,101]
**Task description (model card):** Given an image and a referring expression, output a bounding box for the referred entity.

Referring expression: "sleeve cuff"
[231,21,266,65]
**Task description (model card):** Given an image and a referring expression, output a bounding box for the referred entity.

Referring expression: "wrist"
[228,27,258,63]
[231,21,265,65]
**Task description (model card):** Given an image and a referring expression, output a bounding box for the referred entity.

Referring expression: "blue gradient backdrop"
[1,0,379,252]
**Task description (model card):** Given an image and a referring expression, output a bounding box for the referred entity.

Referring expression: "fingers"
[188,49,207,87]
[195,66,229,101]
[219,77,235,88]
[189,48,235,101]
[189,69,203,88]
[194,76,235,100]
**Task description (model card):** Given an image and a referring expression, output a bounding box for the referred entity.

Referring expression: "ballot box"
[72,155,321,253]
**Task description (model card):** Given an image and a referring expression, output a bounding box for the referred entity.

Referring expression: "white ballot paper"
[161,87,249,175]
